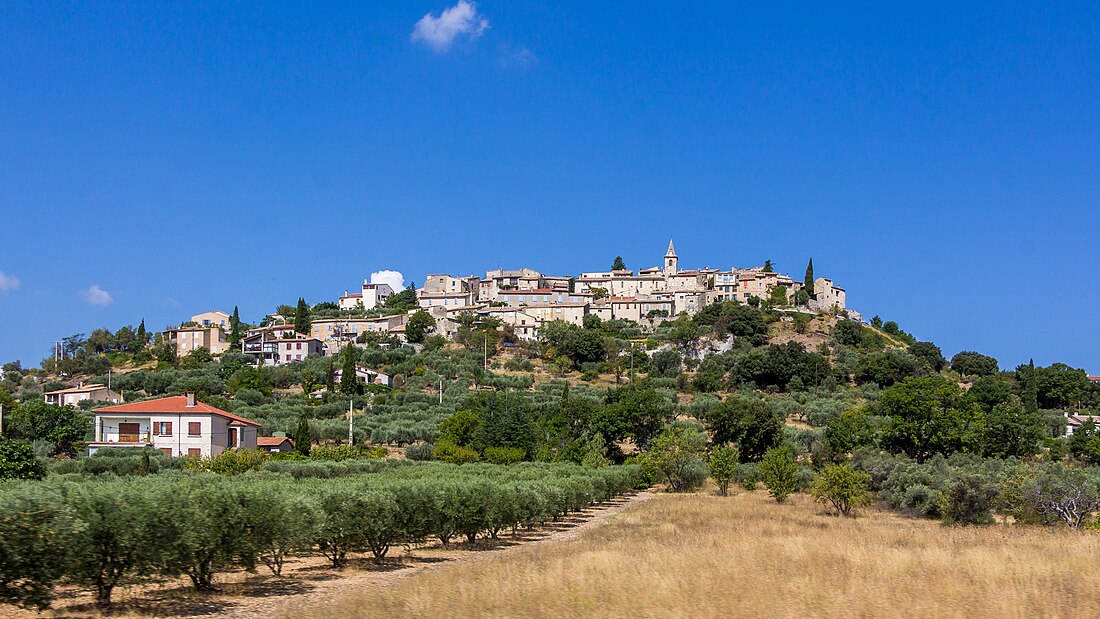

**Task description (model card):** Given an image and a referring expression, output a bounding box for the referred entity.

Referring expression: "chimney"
[186,392,196,407]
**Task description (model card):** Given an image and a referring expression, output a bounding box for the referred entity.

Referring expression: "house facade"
[191,310,231,329]
[44,383,122,407]
[164,326,230,356]
[88,394,260,458]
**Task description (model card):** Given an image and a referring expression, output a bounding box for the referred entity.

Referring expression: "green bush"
[433,441,480,464]
[405,442,435,461]
[482,446,525,465]
[0,438,46,481]
[759,447,798,503]
[809,464,873,516]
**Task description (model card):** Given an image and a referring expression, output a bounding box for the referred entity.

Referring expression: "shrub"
[809,464,872,516]
[433,441,480,464]
[482,446,526,465]
[939,473,999,525]
[405,442,435,461]
[0,438,46,481]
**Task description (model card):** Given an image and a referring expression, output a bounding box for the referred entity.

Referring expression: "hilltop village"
[162,242,853,365]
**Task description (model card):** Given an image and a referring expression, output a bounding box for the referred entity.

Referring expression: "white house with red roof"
[88,393,260,458]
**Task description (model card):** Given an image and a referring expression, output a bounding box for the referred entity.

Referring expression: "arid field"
[293,488,1100,619]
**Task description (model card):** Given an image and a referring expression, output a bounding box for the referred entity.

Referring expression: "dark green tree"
[339,344,361,396]
[704,397,782,461]
[294,298,311,335]
[293,416,312,456]
[949,351,999,377]
[135,319,148,349]
[804,258,814,297]
[908,341,946,372]
[228,306,245,349]
[1021,358,1039,413]
[877,377,986,461]
[762,260,774,273]
[611,256,626,271]
[405,310,434,344]
[983,402,1044,458]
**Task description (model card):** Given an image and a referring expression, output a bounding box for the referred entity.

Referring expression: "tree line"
[0,460,641,611]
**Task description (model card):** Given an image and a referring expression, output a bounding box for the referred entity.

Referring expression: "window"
[155,421,173,436]
[188,422,201,437]
[160,448,173,457]
[187,448,202,458]
[296,342,302,350]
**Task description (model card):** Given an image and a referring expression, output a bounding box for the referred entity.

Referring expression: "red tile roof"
[94,396,261,427]
[258,436,294,447]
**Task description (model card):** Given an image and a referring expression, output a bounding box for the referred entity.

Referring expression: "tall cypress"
[804,258,815,298]
[339,344,360,395]
[1023,358,1039,413]
[294,298,311,335]
[136,319,148,348]
[228,306,244,348]
[294,416,312,456]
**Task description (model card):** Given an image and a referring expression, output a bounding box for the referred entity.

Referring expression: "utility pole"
[348,400,354,446]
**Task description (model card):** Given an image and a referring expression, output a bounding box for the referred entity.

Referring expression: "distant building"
[338,281,395,311]
[241,328,324,365]
[164,326,230,356]
[44,383,122,407]
[333,365,393,388]
[257,436,295,453]
[191,310,231,329]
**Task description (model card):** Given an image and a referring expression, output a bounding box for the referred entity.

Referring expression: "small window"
[188,422,201,437]
[155,421,173,436]
[187,448,202,458]
[160,448,173,457]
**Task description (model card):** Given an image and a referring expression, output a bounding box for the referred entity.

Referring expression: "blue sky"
[0,1,1097,371]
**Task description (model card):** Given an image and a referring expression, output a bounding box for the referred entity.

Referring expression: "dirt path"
[6,490,654,619]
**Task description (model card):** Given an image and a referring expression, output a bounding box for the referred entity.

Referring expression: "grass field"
[295,488,1100,619]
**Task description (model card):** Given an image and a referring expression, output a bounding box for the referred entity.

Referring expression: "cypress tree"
[294,298,311,335]
[611,256,626,271]
[804,258,815,298]
[228,306,244,348]
[325,362,336,394]
[339,344,360,395]
[1024,358,1039,413]
[136,319,148,347]
[294,416,312,456]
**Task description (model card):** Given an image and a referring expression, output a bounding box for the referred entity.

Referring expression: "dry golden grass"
[295,490,1100,619]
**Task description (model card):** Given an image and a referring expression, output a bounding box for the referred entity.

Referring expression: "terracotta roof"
[499,288,553,294]
[94,396,261,427]
[45,383,110,395]
[258,436,294,447]
[1089,376,1100,382]
[340,293,363,298]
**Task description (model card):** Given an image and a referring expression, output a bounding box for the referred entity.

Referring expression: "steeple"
[664,238,678,276]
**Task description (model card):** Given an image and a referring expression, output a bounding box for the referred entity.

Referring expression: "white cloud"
[79,284,113,306]
[411,1,489,52]
[370,270,406,292]
[0,271,20,293]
